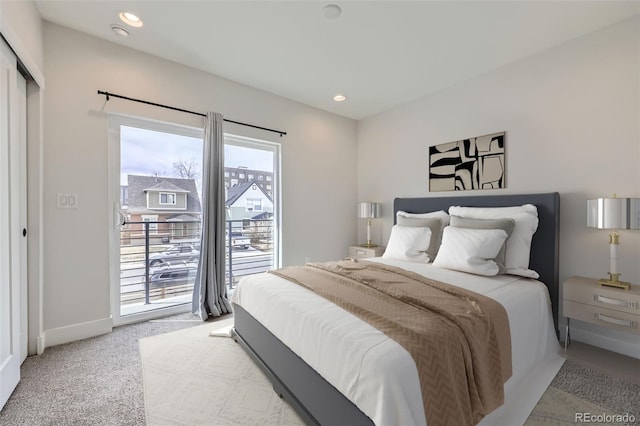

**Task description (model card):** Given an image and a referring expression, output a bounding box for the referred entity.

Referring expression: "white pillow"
[382,225,432,263]
[449,216,515,274]
[396,210,450,226]
[448,205,539,278]
[432,227,509,276]
[396,210,449,260]
[395,216,442,260]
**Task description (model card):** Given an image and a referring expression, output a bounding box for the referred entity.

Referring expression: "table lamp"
[359,202,381,247]
[587,196,640,290]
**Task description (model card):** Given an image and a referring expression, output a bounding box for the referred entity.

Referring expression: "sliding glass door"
[109,115,280,325]
[109,115,204,325]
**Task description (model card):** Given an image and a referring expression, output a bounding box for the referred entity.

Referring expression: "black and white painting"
[429,132,505,192]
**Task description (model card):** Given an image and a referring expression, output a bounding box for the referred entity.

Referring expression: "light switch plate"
[57,193,78,209]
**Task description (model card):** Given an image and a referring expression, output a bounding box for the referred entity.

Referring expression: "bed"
[231,192,563,426]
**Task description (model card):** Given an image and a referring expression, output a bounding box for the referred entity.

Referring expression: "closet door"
[16,67,28,364]
[0,38,22,411]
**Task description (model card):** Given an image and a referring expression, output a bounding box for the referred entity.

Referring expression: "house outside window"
[120,185,129,208]
[141,215,159,234]
[258,175,264,181]
[159,192,177,205]
[266,176,272,181]
[224,172,229,178]
[239,173,245,179]
[248,174,254,180]
[246,198,262,212]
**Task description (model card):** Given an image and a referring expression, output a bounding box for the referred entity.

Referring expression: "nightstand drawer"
[564,300,640,335]
[349,245,385,259]
[564,277,640,315]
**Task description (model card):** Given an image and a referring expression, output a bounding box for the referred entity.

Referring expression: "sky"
[120,126,273,186]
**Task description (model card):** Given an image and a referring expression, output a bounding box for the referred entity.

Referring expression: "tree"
[173,158,200,180]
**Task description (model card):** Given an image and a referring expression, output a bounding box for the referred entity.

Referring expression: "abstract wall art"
[429,131,505,192]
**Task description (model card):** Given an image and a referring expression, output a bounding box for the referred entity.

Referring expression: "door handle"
[113,202,126,228]
[22,228,26,237]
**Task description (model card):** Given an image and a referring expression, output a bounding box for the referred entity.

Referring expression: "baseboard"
[36,335,45,355]
[41,317,112,351]
[569,324,640,360]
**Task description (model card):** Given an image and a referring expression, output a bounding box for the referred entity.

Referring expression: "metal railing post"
[227,221,234,289]
[144,222,150,305]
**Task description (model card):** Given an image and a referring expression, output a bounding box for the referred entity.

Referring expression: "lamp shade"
[632,198,640,229]
[587,198,640,230]
[358,202,381,219]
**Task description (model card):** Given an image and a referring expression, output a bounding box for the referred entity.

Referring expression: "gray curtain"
[192,112,232,320]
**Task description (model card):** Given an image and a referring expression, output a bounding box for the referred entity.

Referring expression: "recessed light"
[322,4,342,20]
[333,94,346,102]
[111,25,129,37]
[119,11,143,28]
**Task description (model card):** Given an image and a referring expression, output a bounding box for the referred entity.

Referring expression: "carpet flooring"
[526,361,640,425]
[1,313,638,426]
[0,312,212,426]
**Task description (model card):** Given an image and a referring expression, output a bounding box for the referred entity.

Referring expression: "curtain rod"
[97,90,287,137]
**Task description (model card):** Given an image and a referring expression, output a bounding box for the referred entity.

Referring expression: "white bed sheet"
[232,258,565,426]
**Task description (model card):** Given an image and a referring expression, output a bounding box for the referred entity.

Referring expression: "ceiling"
[35,1,640,120]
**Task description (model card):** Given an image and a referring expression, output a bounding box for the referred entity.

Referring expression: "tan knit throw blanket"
[270,259,512,426]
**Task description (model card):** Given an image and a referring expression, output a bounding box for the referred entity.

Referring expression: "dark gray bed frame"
[232,192,560,426]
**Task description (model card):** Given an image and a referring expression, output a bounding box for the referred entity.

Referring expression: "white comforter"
[232,258,564,426]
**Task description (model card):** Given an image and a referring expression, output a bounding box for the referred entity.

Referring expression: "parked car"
[149,243,200,267]
[229,232,250,250]
[146,262,198,288]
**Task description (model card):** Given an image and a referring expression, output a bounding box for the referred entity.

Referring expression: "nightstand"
[348,245,385,259]
[563,276,640,349]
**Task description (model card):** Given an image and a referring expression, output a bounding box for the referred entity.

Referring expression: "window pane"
[224,137,280,288]
[117,119,203,319]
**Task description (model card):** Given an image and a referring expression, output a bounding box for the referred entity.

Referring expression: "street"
[120,246,274,294]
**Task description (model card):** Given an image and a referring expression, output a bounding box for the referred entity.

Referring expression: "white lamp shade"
[587,197,639,290]
[631,198,640,229]
[358,202,381,219]
[587,198,640,230]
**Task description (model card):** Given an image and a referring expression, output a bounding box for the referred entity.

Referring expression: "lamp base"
[361,242,378,248]
[599,278,631,290]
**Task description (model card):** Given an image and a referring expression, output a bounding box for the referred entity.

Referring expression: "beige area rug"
[141,322,637,426]
[525,387,621,426]
[139,319,304,426]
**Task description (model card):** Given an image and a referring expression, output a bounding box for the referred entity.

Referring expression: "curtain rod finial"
[98,90,110,101]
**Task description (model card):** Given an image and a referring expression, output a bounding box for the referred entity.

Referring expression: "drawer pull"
[593,294,637,309]
[594,313,636,328]
[355,250,366,255]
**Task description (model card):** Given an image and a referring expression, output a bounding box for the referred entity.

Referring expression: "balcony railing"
[119,219,274,314]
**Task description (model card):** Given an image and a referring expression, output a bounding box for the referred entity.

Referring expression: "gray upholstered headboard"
[393,192,560,335]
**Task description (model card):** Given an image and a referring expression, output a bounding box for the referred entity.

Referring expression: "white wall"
[42,23,357,346]
[357,17,640,356]
[0,0,44,86]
